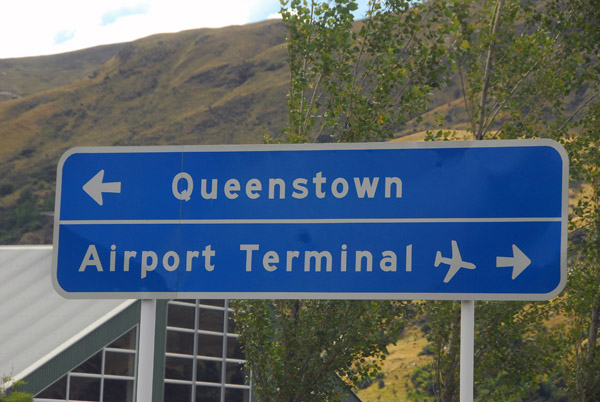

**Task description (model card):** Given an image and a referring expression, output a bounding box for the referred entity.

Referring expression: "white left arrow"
[496,244,531,280]
[83,170,122,206]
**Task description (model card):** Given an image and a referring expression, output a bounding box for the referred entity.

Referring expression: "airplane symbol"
[434,240,476,283]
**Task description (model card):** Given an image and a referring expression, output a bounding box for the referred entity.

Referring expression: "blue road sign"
[52,141,568,300]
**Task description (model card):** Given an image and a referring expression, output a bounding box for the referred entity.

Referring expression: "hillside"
[0,16,585,242]
[0,18,474,244]
[0,20,291,243]
[0,43,127,99]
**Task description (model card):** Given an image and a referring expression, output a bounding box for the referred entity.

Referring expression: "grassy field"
[356,325,433,402]
[0,20,290,243]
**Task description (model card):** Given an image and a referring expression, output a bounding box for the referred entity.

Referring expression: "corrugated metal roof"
[0,246,134,383]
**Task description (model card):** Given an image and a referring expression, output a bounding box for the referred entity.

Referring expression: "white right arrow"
[496,244,531,280]
[83,170,122,206]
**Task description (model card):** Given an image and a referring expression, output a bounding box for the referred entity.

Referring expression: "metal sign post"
[461,300,475,402]
[136,299,156,402]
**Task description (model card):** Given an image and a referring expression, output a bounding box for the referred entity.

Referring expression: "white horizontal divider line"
[59,217,563,225]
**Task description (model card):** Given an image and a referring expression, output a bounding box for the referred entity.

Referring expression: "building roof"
[0,246,134,384]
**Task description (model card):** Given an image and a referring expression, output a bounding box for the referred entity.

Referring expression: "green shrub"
[409,365,435,399]
[0,182,14,196]
[0,377,33,402]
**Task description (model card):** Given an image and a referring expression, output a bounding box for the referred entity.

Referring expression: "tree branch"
[476,0,504,140]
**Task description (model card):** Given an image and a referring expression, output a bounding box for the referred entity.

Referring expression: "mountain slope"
[0,43,127,99]
[0,17,586,244]
[0,20,289,243]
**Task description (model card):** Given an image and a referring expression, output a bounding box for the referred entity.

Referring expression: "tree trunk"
[440,304,461,402]
[581,295,600,402]
[475,0,504,140]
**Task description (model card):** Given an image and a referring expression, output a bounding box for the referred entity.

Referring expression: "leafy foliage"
[236,3,459,401]
[0,188,44,244]
[279,0,455,143]
[421,1,599,400]
[242,1,600,401]
[426,0,585,141]
[546,1,600,400]
[409,364,435,400]
[0,377,32,402]
[234,300,411,402]
[555,95,600,402]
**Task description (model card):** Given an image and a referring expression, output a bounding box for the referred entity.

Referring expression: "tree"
[540,0,600,400]
[417,300,555,402]
[237,0,600,401]
[427,0,585,142]
[0,377,33,402]
[236,2,457,401]
[233,300,410,402]
[552,51,600,402]
[277,0,455,143]
[422,0,599,400]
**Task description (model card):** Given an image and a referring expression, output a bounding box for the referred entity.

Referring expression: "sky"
[1,0,370,59]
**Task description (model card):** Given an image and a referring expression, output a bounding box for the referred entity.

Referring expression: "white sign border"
[52,139,569,301]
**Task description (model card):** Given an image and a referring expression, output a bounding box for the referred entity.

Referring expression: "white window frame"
[164,299,252,402]
[34,326,138,402]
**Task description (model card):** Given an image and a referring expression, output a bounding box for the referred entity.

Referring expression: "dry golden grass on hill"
[0,16,503,244]
[392,130,474,142]
[0,20,290,243]
[356,326,432,402]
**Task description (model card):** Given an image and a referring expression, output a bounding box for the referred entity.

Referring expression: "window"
[164,300,251,402]
[33,300,249,402]
[35,327,138,402]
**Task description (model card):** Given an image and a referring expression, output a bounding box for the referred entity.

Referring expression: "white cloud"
[1,0,368,59]
[54,30,76,45]
[266,12,283,20]
[101,4,150,26]
[0,0,282,59]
